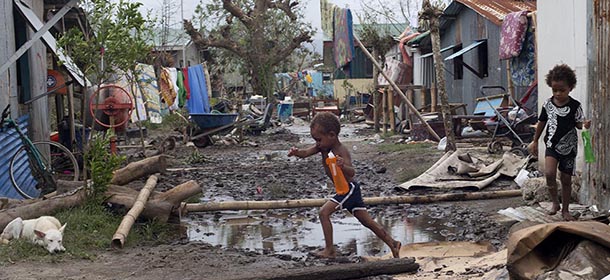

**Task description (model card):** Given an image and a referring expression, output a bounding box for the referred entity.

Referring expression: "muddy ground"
[0,120,524,280]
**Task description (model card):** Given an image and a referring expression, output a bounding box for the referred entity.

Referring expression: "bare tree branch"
[183,20,243,56]
[269,0,299,21]
[222,0,253,27]
[270,31,311,65]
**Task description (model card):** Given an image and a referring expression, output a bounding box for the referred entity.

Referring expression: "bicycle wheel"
[9,141,80,199]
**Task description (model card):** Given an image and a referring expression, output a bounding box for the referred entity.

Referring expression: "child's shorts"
[330,182,366,214]
[545,148,576,175]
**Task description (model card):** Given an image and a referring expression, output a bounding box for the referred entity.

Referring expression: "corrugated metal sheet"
[585,0,610,210]
[455,0,537,26]
[0,115,39,199]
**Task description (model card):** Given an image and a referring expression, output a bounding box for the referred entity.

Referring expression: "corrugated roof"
[455,0,537,26]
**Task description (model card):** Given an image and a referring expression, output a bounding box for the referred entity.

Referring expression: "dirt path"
[0,123,522,280]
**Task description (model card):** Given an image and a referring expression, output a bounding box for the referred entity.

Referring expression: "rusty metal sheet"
[456,0,537,26]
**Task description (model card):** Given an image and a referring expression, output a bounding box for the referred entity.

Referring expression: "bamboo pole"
[111,175,158,249]
[185,189,521,212]
[354,36,441,141]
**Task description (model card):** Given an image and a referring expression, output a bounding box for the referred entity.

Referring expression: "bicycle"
[1,104,79,199]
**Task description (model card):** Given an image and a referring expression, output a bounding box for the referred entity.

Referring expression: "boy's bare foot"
[546,203,561,215]
[562,211,576,221]
[314,249,336,259]
[391,241,402,258]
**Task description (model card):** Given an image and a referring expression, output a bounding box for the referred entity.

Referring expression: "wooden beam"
[236,257,419,280]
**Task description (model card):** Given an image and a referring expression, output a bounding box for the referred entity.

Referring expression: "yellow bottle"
[326,151,349,195]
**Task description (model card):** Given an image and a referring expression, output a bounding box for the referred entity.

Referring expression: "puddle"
[186,209,451,258]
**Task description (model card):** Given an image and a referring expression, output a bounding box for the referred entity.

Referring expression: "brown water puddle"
[186,210,452,258]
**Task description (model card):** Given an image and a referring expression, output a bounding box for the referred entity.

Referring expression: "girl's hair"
[546,64,577,89]
[310,112,341,135]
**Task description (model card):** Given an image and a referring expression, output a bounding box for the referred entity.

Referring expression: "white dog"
[1,216,66,253]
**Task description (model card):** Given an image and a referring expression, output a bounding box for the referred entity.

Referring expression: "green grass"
[0,203,178,264]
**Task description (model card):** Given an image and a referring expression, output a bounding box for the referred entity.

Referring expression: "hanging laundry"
[182,67,191,100]
[510,23,536,87]
[187,64,210,114]
[333,8,355,71]
[135,63,162,124]
[113,71,147,122]
[499,11,529,60]
[159,68,177,107]
[177,70,187,108]
[166,68,180,111]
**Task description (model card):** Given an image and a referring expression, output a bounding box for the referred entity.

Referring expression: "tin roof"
[454,0,537,26]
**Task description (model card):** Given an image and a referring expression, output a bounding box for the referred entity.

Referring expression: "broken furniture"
[292,101,311,120]
[312,98,340,117]
[245,103,274,135]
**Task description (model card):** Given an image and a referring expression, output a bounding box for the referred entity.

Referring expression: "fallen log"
[186,189,522,212]
[0,188,88,230]
[105,180,200,223]
[112,175,158,249]
[111,155,167,185]
[1,179,200,231]
[235,257,418,280]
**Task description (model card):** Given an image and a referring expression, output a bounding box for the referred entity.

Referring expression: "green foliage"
[0,204,177,264]
[185,149,207,165]
[85,133,125,202]
[57,0,154,84]
[191,0,314,99]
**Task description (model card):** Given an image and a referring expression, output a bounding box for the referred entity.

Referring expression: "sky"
[133,0,421,52]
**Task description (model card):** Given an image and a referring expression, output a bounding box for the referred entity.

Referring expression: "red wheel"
[89,84,134,128]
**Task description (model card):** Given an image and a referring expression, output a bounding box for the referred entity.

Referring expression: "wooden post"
[354,36,440,141]
[373,89,380,132]
[388,87,396,132]
[506,60,514,106]
[382,88,387,133]
[430,86,437,112]
[420,0,456,149]
[0,0,18,112]
[27,0,49,143]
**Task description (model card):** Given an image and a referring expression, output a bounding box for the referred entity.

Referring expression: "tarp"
[507,221,610,279]
[396,148,528,191]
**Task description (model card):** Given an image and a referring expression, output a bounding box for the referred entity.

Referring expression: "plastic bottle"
[326,151,349,195]
[582,130,595,163]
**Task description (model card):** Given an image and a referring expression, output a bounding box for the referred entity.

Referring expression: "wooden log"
[154,180,200,206]
[388,87,396,132]
[186,190,522,212]
[112,175,158,249]
[105,180,200,223]
[110,155,167,185]
[237,257,418,280]
[0,189,87,230]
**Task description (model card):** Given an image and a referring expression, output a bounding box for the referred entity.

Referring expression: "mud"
[0,122,523,280]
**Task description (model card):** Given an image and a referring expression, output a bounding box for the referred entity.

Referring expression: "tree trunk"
[105,180,200,222]
[112,175,158,249]
[0,189,88,230]
[0,178,201,230]
[426,1,456,151]
[111,155,167,185]
[185,190,522,212]
[236,257,418,280]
